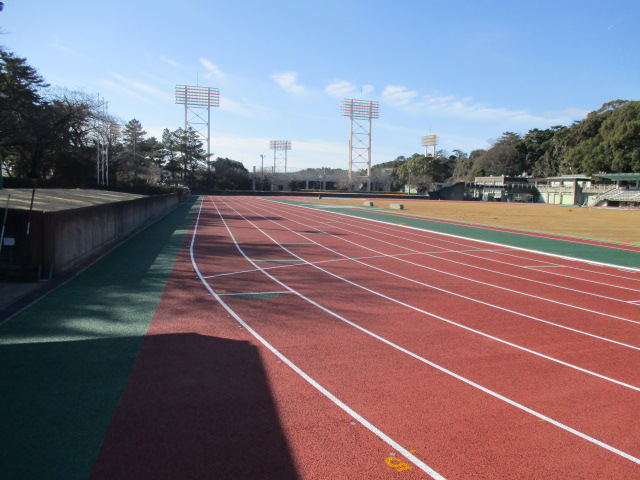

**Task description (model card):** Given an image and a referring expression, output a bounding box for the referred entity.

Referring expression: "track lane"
[215,199,637,386]
[240,197,640,320]
[250,198,640,301]
[342,205,640,254]
[205,197,640,460]
[194,196,640,478]
[263,198,640,286]
[236,198,637,352]
[195,198,445,479]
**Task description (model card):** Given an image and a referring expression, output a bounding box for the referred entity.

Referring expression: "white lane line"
[256,200,640,318]
[255,198,640,292]
[224,199,640,388]
[237,199,640,341]
[204,263,307,278]
[266,198,640,280]
[191,198,446,480]
[269,201,640,300]
[211,196,640,467]
[217,291,291,296]
[270,198,640,276]
[497,249,640,281]
[411,249,640,301]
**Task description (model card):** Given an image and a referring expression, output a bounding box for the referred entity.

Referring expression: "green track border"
[270,199,640,269]
[0,197,199,480]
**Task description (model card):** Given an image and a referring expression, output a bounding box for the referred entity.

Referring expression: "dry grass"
[298,198,640,246]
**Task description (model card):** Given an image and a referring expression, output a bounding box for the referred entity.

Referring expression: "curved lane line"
[211,196,640,466]
[234,198,640,354]
[223,197,640,387]
[189,197,447,480]
[252,199,640,321]
[270,199,640,275]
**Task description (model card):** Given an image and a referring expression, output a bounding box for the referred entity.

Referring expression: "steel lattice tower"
[422,134,438,158]
[341,99,379,191]
[175,85,220,168]
[270,140,292,173]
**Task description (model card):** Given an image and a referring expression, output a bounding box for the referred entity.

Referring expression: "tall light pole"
[175,85,220,171]
[270,140,292,173]
[422,134,438,158]
[342,99,379,191]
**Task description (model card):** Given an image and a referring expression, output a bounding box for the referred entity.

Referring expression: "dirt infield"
[298,198,640,246]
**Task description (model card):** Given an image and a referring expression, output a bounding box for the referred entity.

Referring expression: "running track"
[95,196,640,479]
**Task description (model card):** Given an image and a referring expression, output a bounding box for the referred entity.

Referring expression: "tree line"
[375,99,640,193]
[2,47,638,193]
[0,47,250,190]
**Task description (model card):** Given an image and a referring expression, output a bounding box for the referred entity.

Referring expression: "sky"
[1,0,639,172]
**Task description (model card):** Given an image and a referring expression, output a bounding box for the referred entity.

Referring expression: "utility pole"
[260,154,266,191]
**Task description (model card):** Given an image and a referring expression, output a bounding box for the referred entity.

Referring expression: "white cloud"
[200,58,224,79]
[219,97,253,118]
[159,55,181,67]
[417,93,564,125]
[50,43,77,55]
[380,87,587,127]
[381,85,419,107]
[271,71,305,95]
[542,107,590,124]
[325,81,374,99]
[107,73,170,100]
[98,79,151,103]
[325,81,356,97]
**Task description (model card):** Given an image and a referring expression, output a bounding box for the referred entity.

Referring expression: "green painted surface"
[270,199,640,269]
[0,197,198,480]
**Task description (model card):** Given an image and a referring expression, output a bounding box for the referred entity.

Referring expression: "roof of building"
[540,176,592,181]
[592,173,640,181]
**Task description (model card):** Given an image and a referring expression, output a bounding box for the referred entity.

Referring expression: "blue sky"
[2,0,639,171]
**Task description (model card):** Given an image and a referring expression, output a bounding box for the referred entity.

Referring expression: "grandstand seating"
[593,188,640,206]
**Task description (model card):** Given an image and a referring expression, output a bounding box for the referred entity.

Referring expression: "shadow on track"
[91,333,299,480]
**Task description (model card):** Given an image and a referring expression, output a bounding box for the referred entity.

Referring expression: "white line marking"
[263,200,640,312]
[190,198,446,479]
[207,196,640,467]
[217,291,290,296]
[271,201,640,301]
[272,198,640,274]
[225,199,640,386]
[237,199,640,344]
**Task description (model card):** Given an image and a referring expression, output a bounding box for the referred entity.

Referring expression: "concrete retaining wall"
[2,193,180,279]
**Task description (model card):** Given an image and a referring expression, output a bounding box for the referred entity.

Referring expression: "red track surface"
[93,196,640,479]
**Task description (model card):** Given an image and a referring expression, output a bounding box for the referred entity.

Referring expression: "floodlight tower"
[422,134,439,158]
[175,85,220,169]
[270,140,292,173]
[342,99,379,191]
